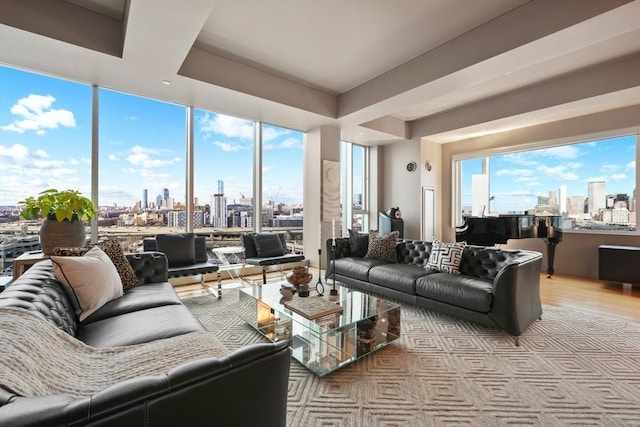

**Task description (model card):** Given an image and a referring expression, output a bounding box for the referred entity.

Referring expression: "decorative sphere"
[286,266,313,287]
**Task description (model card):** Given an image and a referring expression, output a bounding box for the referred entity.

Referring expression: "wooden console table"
[13,251,49,280]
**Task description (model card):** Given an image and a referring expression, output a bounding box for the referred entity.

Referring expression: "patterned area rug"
[183,291,640,427]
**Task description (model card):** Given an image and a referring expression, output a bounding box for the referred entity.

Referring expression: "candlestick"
[332,217,336,246]
[318,223,322,250]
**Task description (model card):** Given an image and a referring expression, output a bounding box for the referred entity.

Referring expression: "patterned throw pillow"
[53,247,90,257]
[426,238,466,274]
[364,230,399,263]
[95,239,142,289]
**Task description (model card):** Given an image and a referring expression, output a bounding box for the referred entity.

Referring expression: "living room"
[0,0,639,426]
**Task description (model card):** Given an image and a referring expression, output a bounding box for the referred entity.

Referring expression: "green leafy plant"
[19,189,96,222]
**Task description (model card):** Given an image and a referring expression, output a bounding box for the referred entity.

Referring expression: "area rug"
[183,291,640,427]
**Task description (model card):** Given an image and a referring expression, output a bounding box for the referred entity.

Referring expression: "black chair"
[143,233,221,298]
[241,233,305,285]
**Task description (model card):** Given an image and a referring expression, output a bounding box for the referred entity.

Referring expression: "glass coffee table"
[239,282,401,377]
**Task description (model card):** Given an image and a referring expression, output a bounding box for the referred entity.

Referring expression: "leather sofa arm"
[126,251,169,284]
[489,254,543,336]
[0,341,291,427]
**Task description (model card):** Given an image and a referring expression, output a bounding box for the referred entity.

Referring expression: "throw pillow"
[52,246,90,257]
[426,238,466,274]
[348,229,369,258]
[156,233,196,267]
[253,233,285,257]
[364,230,399,263]
[95,239,142,289]
[51,246,124,322]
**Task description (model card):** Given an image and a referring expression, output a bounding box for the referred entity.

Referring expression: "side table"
[13,251,49,280]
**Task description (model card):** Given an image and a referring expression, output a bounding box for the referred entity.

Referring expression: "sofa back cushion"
[0,260,79,336]
[156,233,196,267]
[348,229,369,258]
[253,233,286,257]
[243,233,288,258]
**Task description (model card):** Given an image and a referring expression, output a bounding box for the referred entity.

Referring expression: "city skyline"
[0,65,304,208]
[462,135,636,214]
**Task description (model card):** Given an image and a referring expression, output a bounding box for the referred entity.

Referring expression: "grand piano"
[455,215,563,277]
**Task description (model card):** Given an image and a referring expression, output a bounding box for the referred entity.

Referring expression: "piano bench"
[598,245,640,287]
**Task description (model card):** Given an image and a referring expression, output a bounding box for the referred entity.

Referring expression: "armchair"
[143,233,221,298]
[241,233,305,285]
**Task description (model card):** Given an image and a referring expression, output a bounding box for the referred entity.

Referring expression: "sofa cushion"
[78,304,205,347]
[156,233,196,267]
[369,263,433,294]
[51,246,124,322]
[333,257,387,282]
[348,229,369,258]
[426,239,466,274]
[365,230,399,263]
[415,273,493,313]
[81,282,182,325]
[95,239,142,289]
[253,233,286,257]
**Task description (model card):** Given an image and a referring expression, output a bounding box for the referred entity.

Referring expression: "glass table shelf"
[239,281,401,377]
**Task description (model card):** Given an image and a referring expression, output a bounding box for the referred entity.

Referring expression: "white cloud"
[600,164,618,174]
[626,160,636,171]
[125,145,178,168]
[108,154,118,161]
[1,94,76,135]
[536,145,581,159]
[610,173,626,180]
[214,141,243,152]
[539,164,579,180]
[0,144,30,163]
[199,113,253,139]
[495,168,534,177]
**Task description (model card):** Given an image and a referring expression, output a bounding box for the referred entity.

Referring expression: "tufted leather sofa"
[326,238,543,345]
[0,251,291,427]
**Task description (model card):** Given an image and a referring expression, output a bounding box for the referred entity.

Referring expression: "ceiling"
[1,0,639,145]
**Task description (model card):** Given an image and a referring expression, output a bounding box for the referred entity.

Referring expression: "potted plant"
[19,189,96,255]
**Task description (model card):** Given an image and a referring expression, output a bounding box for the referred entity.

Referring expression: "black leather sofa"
[326,237,543,345]
[0,252,291,427]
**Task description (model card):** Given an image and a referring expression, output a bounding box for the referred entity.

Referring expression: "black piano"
[455,215,563,277]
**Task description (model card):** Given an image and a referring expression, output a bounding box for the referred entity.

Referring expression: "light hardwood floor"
[175,270,640,322]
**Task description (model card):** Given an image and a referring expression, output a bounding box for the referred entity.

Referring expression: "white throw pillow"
[426,238,466,274]
[51,246,124,321]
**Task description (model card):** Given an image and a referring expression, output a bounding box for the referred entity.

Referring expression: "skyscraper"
[588,181,606,215]
[211,180,227,228]
[558,185,567,214]
[142,189,148,209]
[163,188,169,202]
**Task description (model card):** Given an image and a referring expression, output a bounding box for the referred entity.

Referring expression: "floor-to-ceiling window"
[260,123,304,250]
[98,88,186,250]
[0,64,308,275]
[341,141,369,234]
[0,66,91,273]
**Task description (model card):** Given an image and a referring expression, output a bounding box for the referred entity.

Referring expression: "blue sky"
[0,65,304,208]
[462,135,637,213]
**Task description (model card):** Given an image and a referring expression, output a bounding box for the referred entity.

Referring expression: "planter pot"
[39,217,87,255]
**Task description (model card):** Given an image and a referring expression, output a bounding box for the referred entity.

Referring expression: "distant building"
[588,181,606,214]
[211,180,227,228]
[142,189,148,209]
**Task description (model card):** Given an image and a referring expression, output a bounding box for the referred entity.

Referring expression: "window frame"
[452,128,639,235]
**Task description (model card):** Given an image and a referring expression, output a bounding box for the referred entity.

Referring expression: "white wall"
[379,139,422,239]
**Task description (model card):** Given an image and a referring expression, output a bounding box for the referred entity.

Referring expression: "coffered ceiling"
[1,0,639,145]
